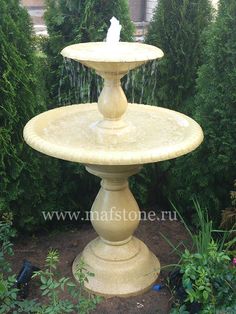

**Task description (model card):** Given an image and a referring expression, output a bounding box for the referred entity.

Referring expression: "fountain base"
[71,164,160,297]
[72,236,160,297]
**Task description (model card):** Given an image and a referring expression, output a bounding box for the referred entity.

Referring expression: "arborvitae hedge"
[131,0,213,212]
[167,0,236,223]
[0,0,60,231]
[145,0,212,114]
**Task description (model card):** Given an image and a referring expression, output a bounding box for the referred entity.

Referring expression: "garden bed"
[8,219,189,314]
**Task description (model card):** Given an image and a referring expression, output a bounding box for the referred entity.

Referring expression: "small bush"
[167,202,236,313]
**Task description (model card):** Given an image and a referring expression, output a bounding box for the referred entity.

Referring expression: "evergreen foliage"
[130,0,213,213]
[0,0,60,231]
[167,0,236,222]
[145,0,212,113]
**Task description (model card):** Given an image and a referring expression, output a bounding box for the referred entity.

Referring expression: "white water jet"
[106,16,122,43]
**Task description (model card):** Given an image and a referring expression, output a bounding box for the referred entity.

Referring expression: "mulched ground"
[9,219,189,314]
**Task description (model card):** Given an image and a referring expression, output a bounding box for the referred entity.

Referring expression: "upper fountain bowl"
[61,42,164,73]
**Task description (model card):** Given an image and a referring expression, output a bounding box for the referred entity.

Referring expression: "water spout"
[106,17,122,43]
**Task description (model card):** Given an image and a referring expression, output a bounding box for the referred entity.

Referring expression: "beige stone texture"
[24,42,203,296]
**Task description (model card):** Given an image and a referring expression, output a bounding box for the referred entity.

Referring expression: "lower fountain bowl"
[23,103,204,166]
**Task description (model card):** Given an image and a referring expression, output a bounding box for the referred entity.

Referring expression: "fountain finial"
[106,16,122,43]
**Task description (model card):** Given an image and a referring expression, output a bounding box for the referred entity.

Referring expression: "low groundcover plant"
[0,214,101,314]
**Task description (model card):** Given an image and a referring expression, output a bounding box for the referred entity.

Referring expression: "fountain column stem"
[97,71,128,129]
[86,165,140,243]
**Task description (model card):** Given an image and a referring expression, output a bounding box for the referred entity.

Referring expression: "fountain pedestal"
[73,165,159,296]
[23,42,203,297]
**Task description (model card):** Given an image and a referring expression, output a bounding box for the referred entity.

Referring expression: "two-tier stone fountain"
[24,18,203,297]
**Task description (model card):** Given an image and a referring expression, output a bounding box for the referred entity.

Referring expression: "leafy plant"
[32,250,101,314]
[0,213,38,313]
[166,202,236,313]
[0,213,16,273]
[0,215,101,313]
[170,304,189,314]
[220,180,236,235]
[180,242,235,311]
[166,200,213,255]
[0,214,17,310]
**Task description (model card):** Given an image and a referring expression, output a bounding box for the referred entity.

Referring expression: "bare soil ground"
[9,219,189,314]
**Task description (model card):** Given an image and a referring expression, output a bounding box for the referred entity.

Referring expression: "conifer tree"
[132,0,213,213]
[0,0,60,230]
[168,0,236,221]
[145,0,212,113]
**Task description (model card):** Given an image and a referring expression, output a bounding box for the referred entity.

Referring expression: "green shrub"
[145,0,212,113]
[167,0,236,223]
[171,243,236,313]
[0,0,61,231]
[167,202,236,313]
[127,0,213,212]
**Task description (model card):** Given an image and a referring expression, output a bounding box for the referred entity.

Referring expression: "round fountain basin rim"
[61,42,164,64]
[23,104,204,166]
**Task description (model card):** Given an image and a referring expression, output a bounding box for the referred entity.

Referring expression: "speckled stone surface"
[24,103,203,165]
[23,42,203,297]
